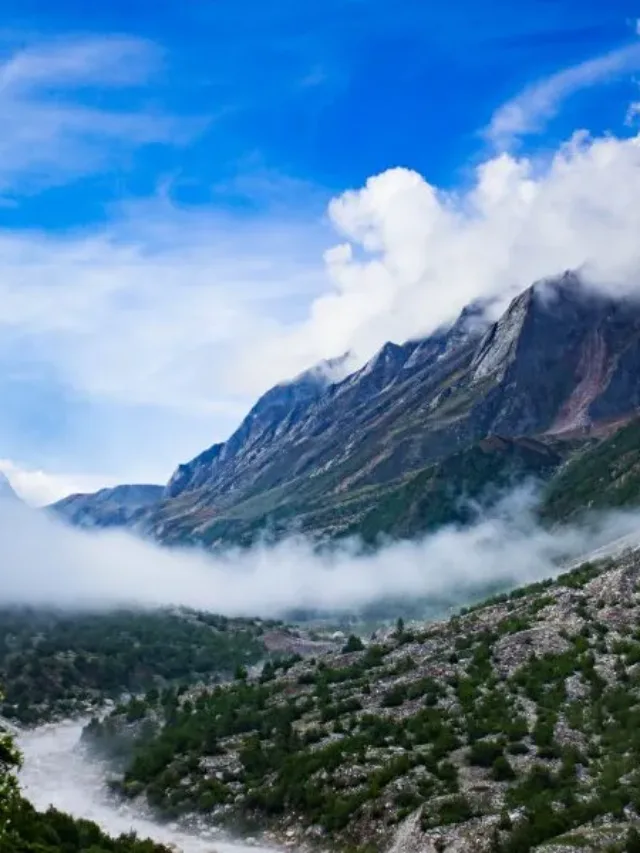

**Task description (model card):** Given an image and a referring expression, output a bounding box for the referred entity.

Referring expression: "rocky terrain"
[45,273,640,547]
[85,549,640,853]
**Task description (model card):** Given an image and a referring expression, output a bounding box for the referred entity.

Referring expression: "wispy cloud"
[0,195,327,414]
[0,35,196,194]
[486,41,640,149]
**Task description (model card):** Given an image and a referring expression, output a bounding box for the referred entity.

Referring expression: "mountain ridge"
[44,272,640,545]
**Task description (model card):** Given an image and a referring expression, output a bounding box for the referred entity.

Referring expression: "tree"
[626,828,640,853]
[491,755,516,782]
[0,695,21,841]
[342,635,364,654]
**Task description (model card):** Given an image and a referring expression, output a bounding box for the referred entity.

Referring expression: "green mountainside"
[347,436,564,543]
[540,419,640,524]
[84,551,640,853]
[0,609,271,724]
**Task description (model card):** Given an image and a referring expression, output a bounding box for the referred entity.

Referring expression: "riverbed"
[17,719,279,853]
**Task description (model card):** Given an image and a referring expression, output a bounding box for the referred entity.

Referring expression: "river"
[17,720,280,853]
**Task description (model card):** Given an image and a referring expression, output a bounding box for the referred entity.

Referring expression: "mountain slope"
[141,273,640,546]
[48,273,640,545]
[350,435,565,543]
[87,548,640,853]
[540,417,640,523]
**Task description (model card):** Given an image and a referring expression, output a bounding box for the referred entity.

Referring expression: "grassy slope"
[540,418,640,523]
[348,436,564,543]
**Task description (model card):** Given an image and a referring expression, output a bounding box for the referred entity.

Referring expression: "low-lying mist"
[1,489,639,618]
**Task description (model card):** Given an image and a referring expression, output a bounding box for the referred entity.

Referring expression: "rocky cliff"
[48,272,640,545]
[140,273,640,545]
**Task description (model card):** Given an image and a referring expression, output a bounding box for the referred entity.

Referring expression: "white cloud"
[0,488,639,616]
[486,41,640,149]
[627,96,640,125]
[238,131,640,390]
[3,128,640,421]
[0,460,117,506]
[0,35,194,194]
[0,200,328,414]
[3,35,640,481]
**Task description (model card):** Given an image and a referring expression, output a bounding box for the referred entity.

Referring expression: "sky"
[1,0,640,504]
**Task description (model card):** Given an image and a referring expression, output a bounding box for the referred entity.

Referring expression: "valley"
[78,549,640,853]
[17,720,276,853]
[5,275,640,853]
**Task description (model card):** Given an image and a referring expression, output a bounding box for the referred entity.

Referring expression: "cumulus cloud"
[239,131,640,390]
[1,490,640,617]
[4,127,640,420]
[0,460,118,506]
[486,41,640,149]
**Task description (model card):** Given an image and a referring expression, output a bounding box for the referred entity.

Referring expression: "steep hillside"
[86,549,640,853]
[50,484,163,529]
[48,274,640,546]
[142,273,640,546]
[347,436,565,544]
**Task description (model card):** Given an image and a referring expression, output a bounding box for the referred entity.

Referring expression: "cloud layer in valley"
[1,491,639,617]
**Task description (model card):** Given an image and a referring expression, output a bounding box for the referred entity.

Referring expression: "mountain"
[49,484,163,529]
[48,273,640,544]
[164,353,351,500]
[137,272,640,546]
[539,416,640,523]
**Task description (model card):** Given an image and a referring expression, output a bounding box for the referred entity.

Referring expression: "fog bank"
[1,489,639,617]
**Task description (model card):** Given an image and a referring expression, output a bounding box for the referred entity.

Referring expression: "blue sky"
[1,0,640,502]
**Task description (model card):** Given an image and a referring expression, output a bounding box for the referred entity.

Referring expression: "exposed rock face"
[49,484,163,529]
[140,272,640,545]
[49,272,640,543]
[163,355,350,501]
